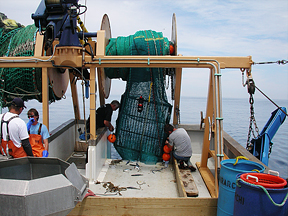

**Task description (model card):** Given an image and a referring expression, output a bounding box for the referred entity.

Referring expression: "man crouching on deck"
[164,124,196,172]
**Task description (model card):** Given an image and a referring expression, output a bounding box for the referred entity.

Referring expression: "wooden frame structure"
[0,30,253,199]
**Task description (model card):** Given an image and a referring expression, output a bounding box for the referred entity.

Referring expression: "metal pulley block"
[247,78,255,95]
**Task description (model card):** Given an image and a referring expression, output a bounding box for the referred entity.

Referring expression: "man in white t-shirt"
[0,98,33,158]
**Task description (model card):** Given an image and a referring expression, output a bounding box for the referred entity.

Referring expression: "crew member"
[164,124,196,172]
[0,98,33,158]
[27,108,50,157]
[84,100,120,163]
[85,100,120,135]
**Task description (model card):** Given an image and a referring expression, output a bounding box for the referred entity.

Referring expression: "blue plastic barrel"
[217,159,265,216]
[234,175,288,216]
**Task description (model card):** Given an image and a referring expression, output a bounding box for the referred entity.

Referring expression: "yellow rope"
[77,16,91,41]
[233,156,261,172]
[233,156,248,165]
[2,19,20,29]
[148,82,153,102]
[134,35,164,41]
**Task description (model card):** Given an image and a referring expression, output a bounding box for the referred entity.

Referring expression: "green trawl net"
[0,13,60,107]
[106,30,172,163]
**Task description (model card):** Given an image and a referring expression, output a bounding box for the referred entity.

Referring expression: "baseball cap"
[11,98,26,108]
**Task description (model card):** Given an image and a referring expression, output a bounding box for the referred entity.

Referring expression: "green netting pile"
[106,30,172,163]
[0,13,60,107]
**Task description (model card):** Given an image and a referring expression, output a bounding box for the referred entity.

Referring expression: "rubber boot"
[179,160,185,169]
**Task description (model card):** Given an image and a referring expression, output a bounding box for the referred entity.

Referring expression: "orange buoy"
[163,145,171,153]
[107,133,116,143]
[162,153,170,161]
[169,44,174,55]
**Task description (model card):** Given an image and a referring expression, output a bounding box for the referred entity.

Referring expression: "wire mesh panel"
[106,30,172,163]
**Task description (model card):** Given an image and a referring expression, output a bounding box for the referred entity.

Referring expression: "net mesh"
[106,30,172,163]
[0,13,60,107]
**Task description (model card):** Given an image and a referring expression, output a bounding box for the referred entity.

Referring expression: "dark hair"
[9,104,21,112]
[27,108,39,121]
[111,100,120,109]
[9,97,26,112]
[164,124,174,134]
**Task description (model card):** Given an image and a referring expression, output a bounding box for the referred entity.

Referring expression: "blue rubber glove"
[26,118,35,131]
[79,132,86,140]
[79,132,90,140]
[42,150,49,157]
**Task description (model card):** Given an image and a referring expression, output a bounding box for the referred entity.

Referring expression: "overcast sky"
[1,0,288,100]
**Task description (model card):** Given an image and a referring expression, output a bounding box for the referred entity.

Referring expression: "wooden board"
[196,162,217,198]
[173,158,187,197]
[179,169,199,197]
[68,197,217,216]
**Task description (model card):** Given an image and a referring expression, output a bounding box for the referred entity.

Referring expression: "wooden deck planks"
[68,197,217,216]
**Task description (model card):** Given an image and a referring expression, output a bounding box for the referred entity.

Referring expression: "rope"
[145,30,161,150]
[139,82,153,160]
[148,82,153,103]
[233,156,248,165]
[255,86,288,117]
[233,157,261,172]
[236,178,288,207]
[241,67,288,118]
[0,27,21,46]
[253,60,287,65]
[152,31,165,114]
[0,89,41,97]
[77,15,91,41]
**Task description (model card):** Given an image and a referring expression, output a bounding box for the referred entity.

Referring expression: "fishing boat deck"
[75,150,214,198]
[80,160,179,197]
[1,121,266,215]
[1,122,263,201]
[78,156,212,198]
[66,124,216,198]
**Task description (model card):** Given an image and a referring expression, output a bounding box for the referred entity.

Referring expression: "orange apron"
[0,114,27,158]
[29,134,45,157]
[1,139,28,158]
[29,123,44,157]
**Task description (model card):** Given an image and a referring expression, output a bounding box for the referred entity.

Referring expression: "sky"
[1,0,288,101]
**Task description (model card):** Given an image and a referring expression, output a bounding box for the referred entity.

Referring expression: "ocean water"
[179,96,288,179]
[3,94,287,178]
